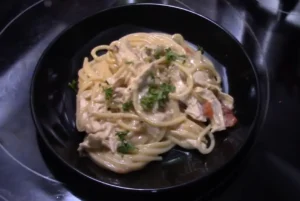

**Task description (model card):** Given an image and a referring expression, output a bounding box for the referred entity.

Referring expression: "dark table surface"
[0,0,300,200]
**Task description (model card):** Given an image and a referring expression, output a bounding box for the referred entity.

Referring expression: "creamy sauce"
[75,32,236,174]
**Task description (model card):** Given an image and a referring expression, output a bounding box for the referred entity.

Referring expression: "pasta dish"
[75,33,237,174]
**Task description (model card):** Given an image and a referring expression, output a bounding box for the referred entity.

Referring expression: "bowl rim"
[30,3,263,192]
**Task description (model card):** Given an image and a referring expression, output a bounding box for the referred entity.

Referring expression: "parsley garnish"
[116,131,137,154]
[165,48,178,63]
[153,46,165,59]
[117,143,136,154]
[125,61,134,65]
[145,47,152,56]
[197,45,204,54]
[104,87,113,100]
[150,47,185,64]
[116,131,129,141]
[140,83,175,111]
[140,93,157,111]
[68,79,77,91]
[122,101,133,112]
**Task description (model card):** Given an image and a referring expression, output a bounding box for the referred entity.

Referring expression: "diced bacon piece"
[203,101,213,119]
[222,105,237,127]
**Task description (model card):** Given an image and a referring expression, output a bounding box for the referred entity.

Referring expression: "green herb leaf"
[160,83,176,93]
[116,131,129,141]
[165,48,178,63]
[145,47,152,56]
[140,83,175,111]
[117,142,137,154]
[150,47,185,64]
[68,79,77,91]
[116,131,137,154]
[141,94,157,110]
[153,46,165,59]
[125,61,134,65]
[122,101,133,112]
[197,45,204,54]
[104,87,113,100]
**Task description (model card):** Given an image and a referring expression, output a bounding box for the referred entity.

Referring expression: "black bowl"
[31,4,261,191]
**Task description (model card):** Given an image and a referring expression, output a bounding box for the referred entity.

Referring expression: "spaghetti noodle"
[75,33,237,173]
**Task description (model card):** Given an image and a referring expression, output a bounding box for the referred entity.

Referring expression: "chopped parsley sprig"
[197,45,204,54]
[145,46,186,64]
[104,87,113,101]
[165,48,182,64]
[116,131,129,141]
[153,46,165,59]
[122,101,133,112]
[125,61,134,65]
[68,79,77,91]
[140,83,175,111]
[116,131,137,154]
